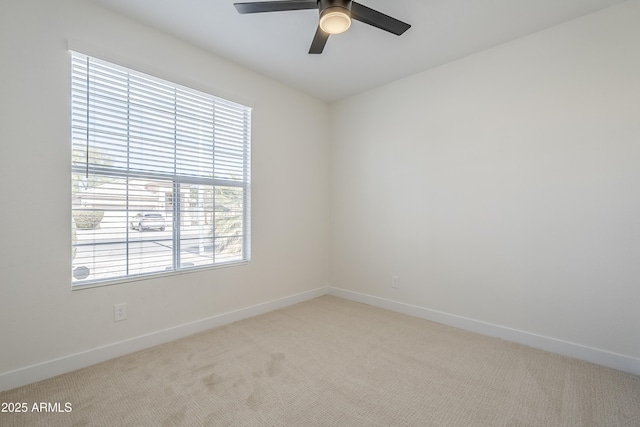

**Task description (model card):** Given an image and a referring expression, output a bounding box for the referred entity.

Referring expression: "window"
[71,52,251,287]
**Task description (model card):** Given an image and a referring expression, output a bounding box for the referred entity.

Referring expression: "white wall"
[330,1,640,363]
[0,0,328,384]
[2,0,639,389]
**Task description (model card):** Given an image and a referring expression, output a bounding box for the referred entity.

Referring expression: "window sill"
[71,260,250,291]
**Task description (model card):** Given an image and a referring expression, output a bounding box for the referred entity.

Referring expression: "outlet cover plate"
[114,303,127,322]
[392,275,399,289]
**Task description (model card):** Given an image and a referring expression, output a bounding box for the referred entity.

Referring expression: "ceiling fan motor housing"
[319,0,352,15]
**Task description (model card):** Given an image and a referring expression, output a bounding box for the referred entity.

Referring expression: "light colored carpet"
[1,295,639,426]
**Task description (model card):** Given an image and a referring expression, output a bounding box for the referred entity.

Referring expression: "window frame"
[70,51,251,289]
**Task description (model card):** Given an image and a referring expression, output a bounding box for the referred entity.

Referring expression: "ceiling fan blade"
[234,0,318,14]
[309,26,330,54]
[350,2,411,35]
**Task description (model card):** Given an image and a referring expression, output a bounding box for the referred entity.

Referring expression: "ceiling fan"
[234,0,411,54]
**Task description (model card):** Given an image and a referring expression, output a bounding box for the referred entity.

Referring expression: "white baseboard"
[327,287,640,377]
[0,287,329,392]
[3,286,637,392]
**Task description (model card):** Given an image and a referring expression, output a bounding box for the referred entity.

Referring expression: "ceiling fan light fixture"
[319,7,351,35]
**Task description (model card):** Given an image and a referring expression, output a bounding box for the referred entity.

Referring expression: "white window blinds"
[71,51,251,287]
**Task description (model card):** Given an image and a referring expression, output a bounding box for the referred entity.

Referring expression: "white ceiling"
[88,0,628,102]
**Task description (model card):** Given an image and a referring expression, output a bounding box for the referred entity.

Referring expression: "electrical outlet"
[392,275,399,289]
[114,303,127,322]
